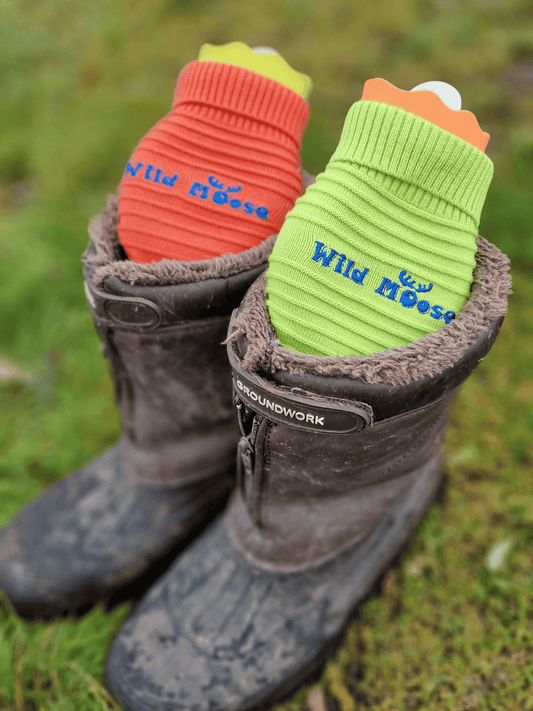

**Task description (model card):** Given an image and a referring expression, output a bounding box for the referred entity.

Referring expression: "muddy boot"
[105,236,510,711]
[0,193,281,621]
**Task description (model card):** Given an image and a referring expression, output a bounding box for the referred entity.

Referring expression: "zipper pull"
[235,395,263,506]
[234,394,265,510]
[235,394,254,502]
[234,394,247,438]
[237,435,254,503]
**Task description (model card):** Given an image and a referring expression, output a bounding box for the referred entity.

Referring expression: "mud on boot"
[104,236,510,711]
[0,192,289,621]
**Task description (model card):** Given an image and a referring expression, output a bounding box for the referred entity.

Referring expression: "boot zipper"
[235,395,262,507]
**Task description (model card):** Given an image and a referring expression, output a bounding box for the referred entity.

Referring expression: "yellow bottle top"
[198,41,312,100]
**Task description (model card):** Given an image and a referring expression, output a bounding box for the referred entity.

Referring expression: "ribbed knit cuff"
[172,61,310,147]
[331,100,494,226]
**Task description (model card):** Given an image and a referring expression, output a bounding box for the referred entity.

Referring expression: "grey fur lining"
[227,236,512,385]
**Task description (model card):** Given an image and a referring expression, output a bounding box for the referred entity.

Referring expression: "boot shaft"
[83,197,270,487]
[225,236,511,572]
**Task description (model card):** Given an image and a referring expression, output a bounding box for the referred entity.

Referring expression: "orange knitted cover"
[117,61,310,263]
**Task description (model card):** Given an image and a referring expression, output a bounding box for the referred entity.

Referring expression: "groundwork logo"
[235,379,325,426]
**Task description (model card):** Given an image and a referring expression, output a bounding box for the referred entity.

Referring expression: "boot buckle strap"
[84,280,162,330]
[229,347,374,434]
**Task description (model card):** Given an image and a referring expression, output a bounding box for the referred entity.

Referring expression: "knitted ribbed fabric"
[265,100,494,357]
[117,61,310,263]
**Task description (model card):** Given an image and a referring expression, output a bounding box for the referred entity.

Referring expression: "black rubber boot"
[0,195,275,621]
[105,236,511,711]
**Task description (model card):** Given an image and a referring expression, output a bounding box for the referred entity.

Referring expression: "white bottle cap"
[252,46,280,55]
[410,81,462,111]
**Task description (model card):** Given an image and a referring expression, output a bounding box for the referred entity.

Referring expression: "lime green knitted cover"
[265,100,494,357]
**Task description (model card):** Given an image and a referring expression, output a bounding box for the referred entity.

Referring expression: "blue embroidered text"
[310,241,456,324]
[189,176,269,219]
[125,162,178,187]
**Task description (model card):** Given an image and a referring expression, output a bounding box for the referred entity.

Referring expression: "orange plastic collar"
[362,78,489,152]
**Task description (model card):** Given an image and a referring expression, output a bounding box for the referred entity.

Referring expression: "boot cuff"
[83,195,275,288]
[228,236,512,386]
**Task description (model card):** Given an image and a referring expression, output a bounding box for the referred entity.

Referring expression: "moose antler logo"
[398,270,433,293]
[208,175,242,193]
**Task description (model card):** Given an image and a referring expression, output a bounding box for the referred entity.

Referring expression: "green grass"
[0,0,532,709]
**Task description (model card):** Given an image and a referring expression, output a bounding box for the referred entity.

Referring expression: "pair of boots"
[0,80,511,711]
[0,191,511,711]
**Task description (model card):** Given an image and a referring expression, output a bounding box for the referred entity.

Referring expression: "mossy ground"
[0,0,532,709]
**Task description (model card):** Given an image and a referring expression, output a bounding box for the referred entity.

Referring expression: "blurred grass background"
[0,0,532,709]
